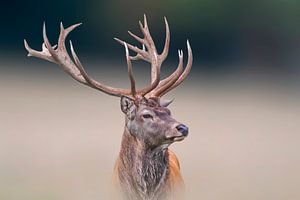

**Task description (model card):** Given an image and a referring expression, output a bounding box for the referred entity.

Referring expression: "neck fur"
[118,128,169,199]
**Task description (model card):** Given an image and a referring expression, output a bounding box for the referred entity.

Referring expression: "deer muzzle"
[165,123,189,142]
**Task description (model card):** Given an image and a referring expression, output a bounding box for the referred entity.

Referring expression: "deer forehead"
[139,105,170,114]
[138,109,172,124]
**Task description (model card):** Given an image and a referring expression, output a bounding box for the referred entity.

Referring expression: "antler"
[114,15,193,98]
[24,22,137,97]
[114,15,163,97]
[24,15,193,99]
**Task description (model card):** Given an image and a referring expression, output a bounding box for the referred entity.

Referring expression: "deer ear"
[120,96,136,119]
[159,98,174,107]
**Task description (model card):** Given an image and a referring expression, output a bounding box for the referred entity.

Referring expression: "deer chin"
[172,135,186,142]
[165,135,186,143]
[173,135,186,142]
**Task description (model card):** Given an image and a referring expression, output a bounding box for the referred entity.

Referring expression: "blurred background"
[0,0,300,199]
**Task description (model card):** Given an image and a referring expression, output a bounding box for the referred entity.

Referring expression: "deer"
[24,15,192,200]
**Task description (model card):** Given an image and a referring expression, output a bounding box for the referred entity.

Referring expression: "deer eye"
[142,114,153,119]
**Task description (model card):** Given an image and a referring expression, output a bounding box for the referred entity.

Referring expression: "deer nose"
[176,124,189,136]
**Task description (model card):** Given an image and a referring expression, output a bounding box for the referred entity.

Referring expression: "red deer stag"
[24,15,192,200]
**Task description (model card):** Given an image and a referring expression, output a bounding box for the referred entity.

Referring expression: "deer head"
[121,96,189,149]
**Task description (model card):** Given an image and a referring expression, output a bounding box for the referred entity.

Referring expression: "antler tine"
[128,30,144,45]
[25,22,136,97]
[129,44,146,61]
[42,23,57,58]
[143,14,149,29]
[141,14,157,55]
[58,22,81,51]
[160,17,170,62]
[69,41,94,86]
[150,50,183,97]
[69,41,132,96]
[24,39,55,63]
[124,42,137,97]
[114,37,149,61]
[159,40,193,96]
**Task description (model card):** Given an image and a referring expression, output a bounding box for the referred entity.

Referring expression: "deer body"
[25,15,192,200]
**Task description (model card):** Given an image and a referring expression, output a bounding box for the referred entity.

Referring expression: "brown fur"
[113,125,184,200]
[113,149,183,191]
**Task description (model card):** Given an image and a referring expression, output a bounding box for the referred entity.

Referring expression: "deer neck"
[118,127,169,199]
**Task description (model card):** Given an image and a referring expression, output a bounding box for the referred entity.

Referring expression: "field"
[1,60,299,199]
